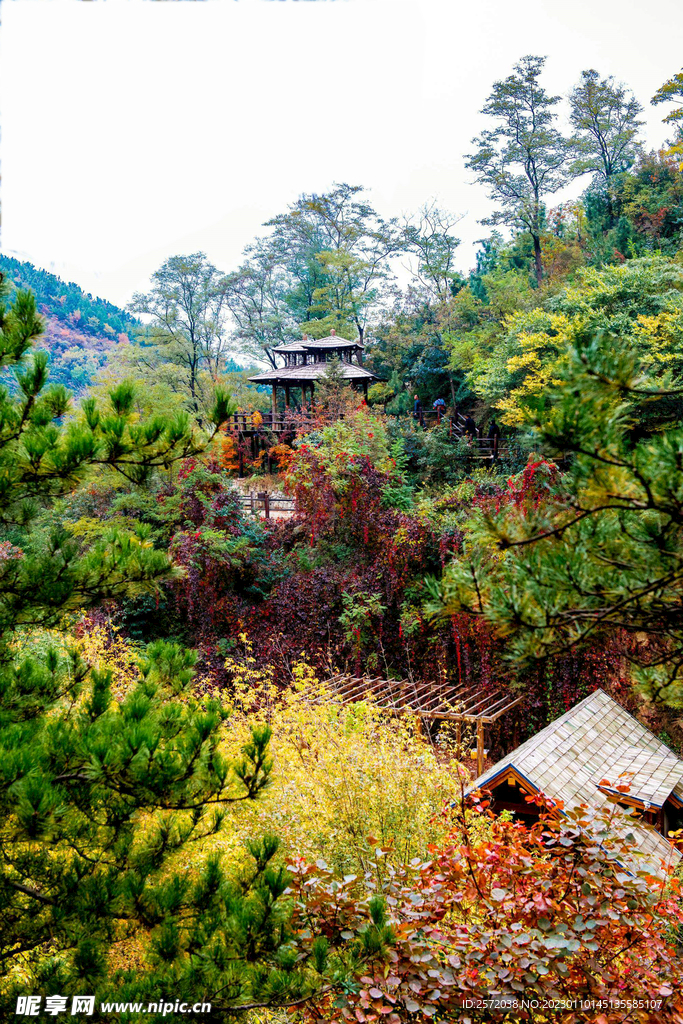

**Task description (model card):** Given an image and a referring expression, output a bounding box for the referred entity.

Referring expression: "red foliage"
[289,794,683,1023]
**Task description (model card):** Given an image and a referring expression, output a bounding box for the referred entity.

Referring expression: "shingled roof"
[467,689,683,878]
[272,333,364,354]
[249,364,377,384]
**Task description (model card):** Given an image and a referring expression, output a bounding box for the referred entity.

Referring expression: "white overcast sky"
[1,0,682,309]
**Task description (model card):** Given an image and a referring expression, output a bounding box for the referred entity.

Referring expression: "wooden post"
[238,446,244,478]
[284,385,290,410]
[272,384,277,419]
[476,718,485,778]
[250,491,255,514]
[264,492,270,520]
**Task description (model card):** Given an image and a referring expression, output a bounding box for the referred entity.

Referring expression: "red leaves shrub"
[287,445,396,552]
[289,795,683,1023]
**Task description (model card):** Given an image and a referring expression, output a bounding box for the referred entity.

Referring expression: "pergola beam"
[317,675,521,750]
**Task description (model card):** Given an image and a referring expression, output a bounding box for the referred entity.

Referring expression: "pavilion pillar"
[271,384,277,420]
[476,719,485,777]
[284,384,290,410]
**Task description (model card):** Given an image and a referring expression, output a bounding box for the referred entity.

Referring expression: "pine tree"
[432,319,683,709]
[0,284,329,1017]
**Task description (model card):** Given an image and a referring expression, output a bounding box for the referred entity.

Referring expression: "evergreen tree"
[432,320,683,709]
[0,285,329,1018]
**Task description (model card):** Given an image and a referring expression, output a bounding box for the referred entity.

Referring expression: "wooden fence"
[226,409,508,471]
[238,491,296,519]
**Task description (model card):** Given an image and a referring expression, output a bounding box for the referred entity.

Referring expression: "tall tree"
[568,69,643,202]
[222,239,298,369]
[652,67,683,158]
[128,253,232,418]
[266,184,403,344]
[466,55,570,286]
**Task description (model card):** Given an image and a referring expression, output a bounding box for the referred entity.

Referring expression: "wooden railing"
[226,409,508,464]
[226,411,313,435]
[238,491,296,519]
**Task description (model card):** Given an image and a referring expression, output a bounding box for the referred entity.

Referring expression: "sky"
[1,0,682,310]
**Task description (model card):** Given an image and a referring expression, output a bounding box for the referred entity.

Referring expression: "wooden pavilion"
[249,330,378,416]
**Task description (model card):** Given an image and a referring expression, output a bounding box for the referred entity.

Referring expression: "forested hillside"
[0,255,137,391]
[3,58,683,1024]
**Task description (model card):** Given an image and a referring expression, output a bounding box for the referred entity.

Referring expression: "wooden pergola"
[318,674,524,775]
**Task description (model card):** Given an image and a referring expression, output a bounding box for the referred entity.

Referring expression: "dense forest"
[3,58,683,1023]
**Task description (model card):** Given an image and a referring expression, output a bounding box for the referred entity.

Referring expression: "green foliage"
[224,184,404,365]
[0,287,326,1013]
[568,69,643,182]
[432,319,683,707]
[466,55,572,284]
[467,256,683,427]
[128,253,236,422]
[366,381,395,412]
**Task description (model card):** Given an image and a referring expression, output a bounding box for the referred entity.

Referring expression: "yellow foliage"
[73,621,142,700]
[218,639,464,877]
[492,261,683,425]
[632,311,683,367]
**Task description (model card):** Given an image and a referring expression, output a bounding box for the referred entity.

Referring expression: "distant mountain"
[0,255,139,393]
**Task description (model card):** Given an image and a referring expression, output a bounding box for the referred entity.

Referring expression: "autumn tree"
[432,303,683,707]
[291,793,683,1023]
[466,55,571,285]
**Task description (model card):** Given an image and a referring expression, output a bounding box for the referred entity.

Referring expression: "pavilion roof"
[272,333,364,354]
[249,364,377,384]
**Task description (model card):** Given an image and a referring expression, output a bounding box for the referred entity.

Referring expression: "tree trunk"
[532,234,543,287]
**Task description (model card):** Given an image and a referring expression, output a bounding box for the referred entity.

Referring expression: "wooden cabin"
[467,689,683,877]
